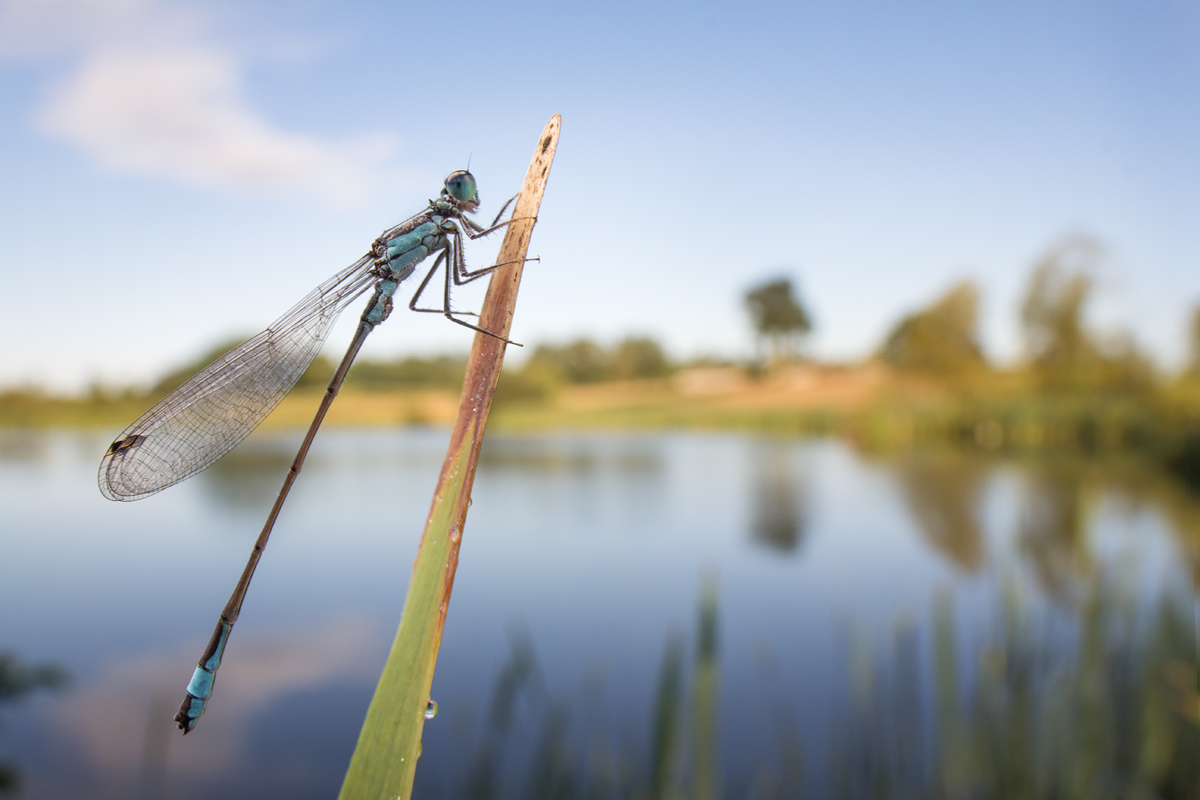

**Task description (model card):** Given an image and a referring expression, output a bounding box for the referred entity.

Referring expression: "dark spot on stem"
[541,135,552,153]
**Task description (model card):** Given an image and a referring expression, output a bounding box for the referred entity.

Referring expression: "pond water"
[0,428,1197,799]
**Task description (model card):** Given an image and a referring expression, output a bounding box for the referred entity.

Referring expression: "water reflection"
[135,696,174,800]
[477,433,670,531]
[1099,462,1200,586]
[197,441,297,511]
[893,454,986,573]
[417,579,721,800]
[0,431,51,463]
[478,435,665,476]
[748,442,809,554]
[0,652,68,794]
[1,431,1198,798]
[1017,464,1095,606]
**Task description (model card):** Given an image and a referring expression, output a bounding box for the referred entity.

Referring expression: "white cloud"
[36,47,392,201]
[0,0,164,58]
[2,0,396,203]
[49,615,378,774]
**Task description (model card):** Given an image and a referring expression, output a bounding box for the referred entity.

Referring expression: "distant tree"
[610,337,671,380]
[528,339,611,383]
[151,336,342,397]
[744,278,812,363]
[1189,305,1200,375]
[150,337,250,395]
[347,355,468,390]
[880,282,987,375]
[1020,237,1100,380]
[1020,236,1153,392]
[515,336,672,387]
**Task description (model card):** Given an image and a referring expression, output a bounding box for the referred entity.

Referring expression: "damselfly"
[98,170,526,733]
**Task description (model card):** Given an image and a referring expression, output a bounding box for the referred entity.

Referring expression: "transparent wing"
[99,256,378,501]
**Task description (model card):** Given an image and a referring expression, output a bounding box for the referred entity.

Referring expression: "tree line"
[748,235,1200,395]
[34,230,1200,408]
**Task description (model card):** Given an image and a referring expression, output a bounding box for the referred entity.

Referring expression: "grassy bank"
[13,362,1198,488]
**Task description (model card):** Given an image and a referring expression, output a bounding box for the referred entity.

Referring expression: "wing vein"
[99,256,377,501]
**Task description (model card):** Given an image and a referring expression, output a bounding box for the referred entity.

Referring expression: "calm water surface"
[0,428,1196,799]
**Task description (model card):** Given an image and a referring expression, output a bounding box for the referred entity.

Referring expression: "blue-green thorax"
[359,169,484,327]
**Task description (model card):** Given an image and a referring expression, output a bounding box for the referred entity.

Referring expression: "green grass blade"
[691,575,719,800]
[338,114,560,800]
[649,634,684,799]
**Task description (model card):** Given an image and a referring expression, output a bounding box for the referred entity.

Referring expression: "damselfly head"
[443,170,480,211]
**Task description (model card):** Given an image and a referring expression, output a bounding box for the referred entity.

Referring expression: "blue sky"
[1,0,1197,391]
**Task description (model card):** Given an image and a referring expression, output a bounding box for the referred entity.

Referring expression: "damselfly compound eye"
[444,170,477,203]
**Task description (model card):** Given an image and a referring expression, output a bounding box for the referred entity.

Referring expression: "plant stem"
[338,114,560,800]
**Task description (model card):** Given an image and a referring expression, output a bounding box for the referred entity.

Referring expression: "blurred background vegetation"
[6,234,1198,488]
[0,653,68,793]
[413,567,1200,800]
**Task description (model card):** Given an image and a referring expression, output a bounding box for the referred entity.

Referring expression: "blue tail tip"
[174,694,205,734]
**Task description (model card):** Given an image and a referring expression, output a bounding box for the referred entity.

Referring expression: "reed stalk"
[338,114,560,800]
